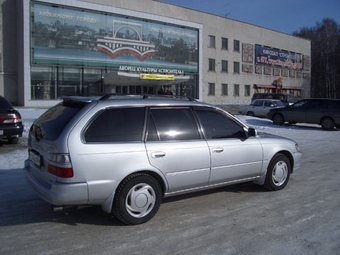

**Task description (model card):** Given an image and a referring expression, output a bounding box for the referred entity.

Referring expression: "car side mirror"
[248,127,257,137]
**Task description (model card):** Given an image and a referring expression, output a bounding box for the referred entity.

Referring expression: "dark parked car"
[0,96,23,144]
[267,98,340,130]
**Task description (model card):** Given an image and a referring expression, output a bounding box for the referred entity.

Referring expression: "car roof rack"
[98,93,197,101]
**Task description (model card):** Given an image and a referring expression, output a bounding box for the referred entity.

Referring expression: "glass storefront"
[31,66,103,99]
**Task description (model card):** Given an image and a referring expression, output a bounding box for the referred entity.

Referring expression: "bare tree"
[293,18,340,99]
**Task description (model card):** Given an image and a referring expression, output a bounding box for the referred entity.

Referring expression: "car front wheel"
[321,117,335,130]
[272,114,284,125]
[112,173,162,225]
[264,154,291,191]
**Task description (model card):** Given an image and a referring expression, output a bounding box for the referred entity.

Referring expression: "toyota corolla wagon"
[24,95,302,225]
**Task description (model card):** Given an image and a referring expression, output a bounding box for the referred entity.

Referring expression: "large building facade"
[1,0,311,107]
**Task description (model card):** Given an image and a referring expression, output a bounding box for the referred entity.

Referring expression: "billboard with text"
[255,45,303,70]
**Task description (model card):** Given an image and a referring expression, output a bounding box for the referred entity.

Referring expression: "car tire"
[247,111,255,117]
[264,154,291,191]
[112,173,162,225]
[8,137,19,144]
[321,117,335,130]
[272,114,284,125]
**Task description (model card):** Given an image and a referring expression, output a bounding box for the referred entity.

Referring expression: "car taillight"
[3,114,22,123]
[48,153,73,178]
[48,165,73,178]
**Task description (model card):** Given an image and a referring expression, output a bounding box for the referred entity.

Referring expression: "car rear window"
[30,102,84,141]
[0,97,13,109]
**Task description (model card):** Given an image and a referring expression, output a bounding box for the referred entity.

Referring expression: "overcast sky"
[163,0,340,34]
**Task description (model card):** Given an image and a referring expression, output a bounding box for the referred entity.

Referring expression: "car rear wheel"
[264,154,291,191]
[247,111,255,117]
[272,114,284,125]
[321,117,335,130]
[112,173,162,225]
[8,137,19,144]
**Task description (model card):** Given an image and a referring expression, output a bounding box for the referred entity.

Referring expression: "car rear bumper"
[24,160,88,206]
[0,124,23,138]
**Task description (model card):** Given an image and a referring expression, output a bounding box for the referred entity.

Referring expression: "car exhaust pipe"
[51,205,64,212]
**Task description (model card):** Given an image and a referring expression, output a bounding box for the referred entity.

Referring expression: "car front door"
[194,108,263,184]
[145,107,211,193]
[284,100,309,123]
[252,100,265,116]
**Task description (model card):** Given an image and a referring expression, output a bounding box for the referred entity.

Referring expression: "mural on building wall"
[255,65,262,74]
[303,56,311,71]
[31,2,198,73]
[242,64,253,73]
[273,67,280,76]
[255,45,303,70]
[264,66,271,75]
[281,69,289,77]
[242,43,254,63]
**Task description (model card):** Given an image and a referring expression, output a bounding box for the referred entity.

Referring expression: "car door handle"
[212,147,224,153]
[151,151,166,158]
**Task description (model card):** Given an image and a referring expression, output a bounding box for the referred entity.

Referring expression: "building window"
[209,35,216,48]
[244,85,251,96]
[234,84,239,96]
[208,83,215,95]
[221,60,228,72]
[221,83,228,95]
[209,58,215,71]
[221,37,228,50]
[233,62,240,73]
[234,40,240,52]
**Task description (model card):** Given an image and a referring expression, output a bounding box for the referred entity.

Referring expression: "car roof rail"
[98,93,197,101]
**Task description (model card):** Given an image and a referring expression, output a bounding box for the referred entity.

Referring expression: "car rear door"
[145,107,210,193]
[306,100,327,124]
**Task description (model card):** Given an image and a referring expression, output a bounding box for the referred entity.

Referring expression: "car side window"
[264,101,272,107]
[292,100,309,109]
[308,100,327,109]
[84,107,145,142]
[195,109,246,139]
[253,100,263,107]
[328,100,340,109]
[147,108,200,141]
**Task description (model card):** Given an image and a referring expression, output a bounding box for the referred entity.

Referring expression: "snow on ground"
[0,107,338,170]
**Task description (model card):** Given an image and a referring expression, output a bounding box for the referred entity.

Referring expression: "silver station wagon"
[24,95,302,225]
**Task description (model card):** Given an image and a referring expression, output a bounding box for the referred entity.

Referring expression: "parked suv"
[0,96,23,144]
[267,98,340,130]
[24,95,302,224]
[251,93,299,106]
